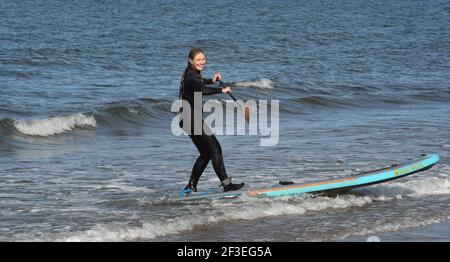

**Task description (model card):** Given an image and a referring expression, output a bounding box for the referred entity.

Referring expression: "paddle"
[218,79,251,122]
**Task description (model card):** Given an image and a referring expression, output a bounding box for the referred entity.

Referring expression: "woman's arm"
[203,78,214,85]
[202,72,223,94]
[188,77,222,95]
[202,84,222,95]
[204,72,221,85]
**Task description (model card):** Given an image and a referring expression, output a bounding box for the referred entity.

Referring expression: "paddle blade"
[243,105,251,123]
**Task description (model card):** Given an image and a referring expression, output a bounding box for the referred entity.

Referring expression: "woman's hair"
[185,48,205,73]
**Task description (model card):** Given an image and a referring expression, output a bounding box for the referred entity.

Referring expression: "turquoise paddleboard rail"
[254,154,440,197]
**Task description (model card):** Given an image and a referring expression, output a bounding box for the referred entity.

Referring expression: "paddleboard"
[175,154,439,202]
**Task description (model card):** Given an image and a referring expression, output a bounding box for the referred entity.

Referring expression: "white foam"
[235,78,274,89]
[16,175,450,242]
[334,217,449,242]
[13,113,96,136]
[127,107,138,114]
[362,176,450,199]
[21,194,372,242]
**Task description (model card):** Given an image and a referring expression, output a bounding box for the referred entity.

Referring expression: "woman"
[179,48,244,194]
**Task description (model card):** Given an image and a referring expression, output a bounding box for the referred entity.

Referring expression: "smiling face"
[189,52,206,72]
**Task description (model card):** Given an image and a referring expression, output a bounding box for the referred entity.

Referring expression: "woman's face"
[190,52,206,71]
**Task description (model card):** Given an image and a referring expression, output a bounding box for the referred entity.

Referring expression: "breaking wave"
[6,113,96,137]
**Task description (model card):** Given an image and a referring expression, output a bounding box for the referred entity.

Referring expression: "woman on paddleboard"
[179,48,244,193]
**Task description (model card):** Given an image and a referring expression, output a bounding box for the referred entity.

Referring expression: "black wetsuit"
[179,68,228,190]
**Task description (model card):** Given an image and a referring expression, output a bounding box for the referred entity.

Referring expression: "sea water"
[1,0,449,241]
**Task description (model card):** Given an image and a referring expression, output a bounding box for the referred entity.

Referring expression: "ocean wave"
[0,98,175,140]
[14,194,373,242]
[362,176,450,199]
[94,99,173,127]
[138,98,174,116]
[323,217,448,242]
[10,113,96,137]
[410,90,450,102]
[103,104,142,116]
[16,176,450,242]
[278,93,421,113]
[290,96,355,108]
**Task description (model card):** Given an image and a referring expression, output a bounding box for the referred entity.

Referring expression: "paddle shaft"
[218,80,236,101]
[218,79,250,122]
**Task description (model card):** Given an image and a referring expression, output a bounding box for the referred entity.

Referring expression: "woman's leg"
[205,134,228,182]
[187,134,211,191]
[187,123,244,192]
[206,135,244,191]
[188,133,228,185]
[188,154,210,191]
